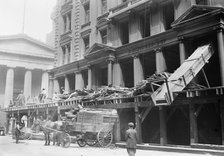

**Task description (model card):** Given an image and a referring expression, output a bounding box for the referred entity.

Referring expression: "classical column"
[87,65,92,90]
[107,55,114,86]
[48,74,54,98]
[155,48,167,145]
[41,71,49,96]
[133,55,144,86]
[4,68,14,108]
[179,37,187,64]
[217,27,224,85]
[64,75,70,93]
[155,48,167,73]
[24,69,32,99]
[113,61,124,86]
[75,72,84,90]
[53,78,60,94]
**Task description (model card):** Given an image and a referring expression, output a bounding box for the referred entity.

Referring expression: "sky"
[0,0,57,42]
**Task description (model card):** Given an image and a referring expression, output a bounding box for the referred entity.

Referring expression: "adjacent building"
[0,34,55,108]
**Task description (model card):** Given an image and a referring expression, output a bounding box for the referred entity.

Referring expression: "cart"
[60,108,118,148]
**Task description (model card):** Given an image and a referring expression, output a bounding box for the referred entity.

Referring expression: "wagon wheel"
[97,127,113,147]
[77,139,86,147]
[61,132,71,148]
[86,139,98,146]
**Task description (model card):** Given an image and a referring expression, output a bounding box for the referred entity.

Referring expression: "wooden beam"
[57,107,61,121]
[135,105,142,143]
[141,106,153,123]
[166,107,177,122]
[159,106,167,145]
[179,106,188,119]
[220,99,224,145]
[195,104,203,117]
[189,103,198,144]
[87,101,152,109]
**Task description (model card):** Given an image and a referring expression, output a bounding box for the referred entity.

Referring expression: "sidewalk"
[116,142,224,156]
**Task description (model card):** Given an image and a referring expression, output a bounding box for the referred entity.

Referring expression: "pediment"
[0,34,55,58]
[172,5,224,27]
[85,43,115,56]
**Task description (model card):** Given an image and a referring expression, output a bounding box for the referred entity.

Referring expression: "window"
[101,0,107,14]
[140,12,150,38]
[196,0,208,5]
[62,46,66,65]
[63,15,67,32]
[83,36,90,52]
[120,21,129,45]
[100,29,107,44]
[84,3,90,23]
[68,13,71,31]
[162,2,174,30]
[67,44,71,63]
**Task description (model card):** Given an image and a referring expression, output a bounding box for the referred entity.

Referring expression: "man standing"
[125,122,138,156]
[16,90,25,106]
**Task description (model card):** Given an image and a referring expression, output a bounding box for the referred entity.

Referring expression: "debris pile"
[52,72,206,103]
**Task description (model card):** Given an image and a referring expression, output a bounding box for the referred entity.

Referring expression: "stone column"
[217,27,224,85]
[64,75,70,93]
[179,37,187,64]
[24,69,32,99]
[48,74,54,98]
[87,65,92,90]
[53,78,60,94]
[155,48,167,145]
[41,71,49,97]
[75,72,84,90]
[107,55,114,86]
[4,67,14,108]
[113,61,124,86]
[133,55,144,86]
[155,48,167,73]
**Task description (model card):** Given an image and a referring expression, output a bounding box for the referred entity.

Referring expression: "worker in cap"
[125,122,138,156]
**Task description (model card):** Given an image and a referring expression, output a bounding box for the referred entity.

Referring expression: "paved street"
[0,135,216,156]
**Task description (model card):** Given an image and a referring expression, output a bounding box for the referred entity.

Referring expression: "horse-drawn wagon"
[60,108,118,148]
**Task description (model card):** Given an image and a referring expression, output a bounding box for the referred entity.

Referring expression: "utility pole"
[22,0,26,33]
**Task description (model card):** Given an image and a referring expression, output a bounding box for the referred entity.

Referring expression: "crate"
[77,111,103,124]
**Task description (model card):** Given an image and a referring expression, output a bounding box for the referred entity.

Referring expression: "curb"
[115,142,224,156]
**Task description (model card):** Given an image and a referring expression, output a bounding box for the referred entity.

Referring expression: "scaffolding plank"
[151,44,214,106]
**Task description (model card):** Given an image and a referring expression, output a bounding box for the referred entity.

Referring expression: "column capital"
[25,67,34,71]
[107,55,115,63]
[7,65,16,69]
[87,64,92,69]
[132,54,140,59]
[213,24,224,32]
[154,48,162,53]
[177,36,185,42]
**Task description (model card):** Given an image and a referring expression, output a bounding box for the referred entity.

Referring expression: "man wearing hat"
[125,122,138,156]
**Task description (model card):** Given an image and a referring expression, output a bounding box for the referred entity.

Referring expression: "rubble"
[51,72,206,103]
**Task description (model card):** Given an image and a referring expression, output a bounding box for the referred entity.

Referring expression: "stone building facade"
[48,0,224,145]
[0,34,55,108]
[3,0,224,147]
